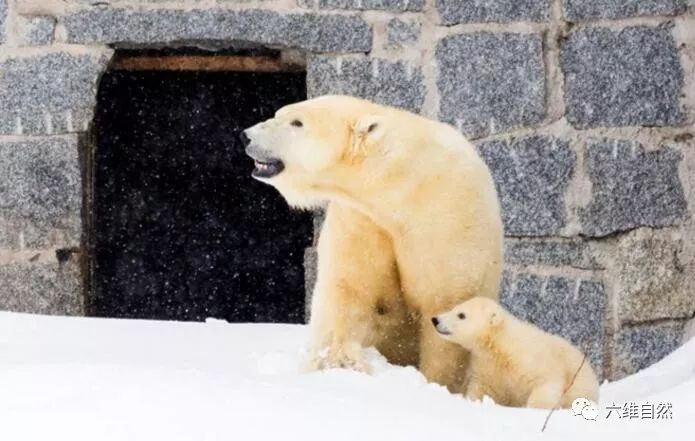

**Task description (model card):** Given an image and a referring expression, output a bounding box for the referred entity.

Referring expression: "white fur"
[245,96,504,391]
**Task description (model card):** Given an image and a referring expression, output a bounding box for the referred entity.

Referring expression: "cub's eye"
[290,120,303,127]
[457,313,466,320]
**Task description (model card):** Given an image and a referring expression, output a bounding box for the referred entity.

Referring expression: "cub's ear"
[349,114,383,162]
[489,312,503,328]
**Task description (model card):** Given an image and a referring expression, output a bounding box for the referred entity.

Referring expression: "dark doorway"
[90,60,312,323]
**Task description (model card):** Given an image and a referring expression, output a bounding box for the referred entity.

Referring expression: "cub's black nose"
[431,317,439,326]
[239,130,250,146]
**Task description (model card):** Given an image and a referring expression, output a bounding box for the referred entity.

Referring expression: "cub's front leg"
[306,203,403,373]
[525,382,565,409]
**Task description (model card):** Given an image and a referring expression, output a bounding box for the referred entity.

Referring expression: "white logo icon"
[572,397,599,421]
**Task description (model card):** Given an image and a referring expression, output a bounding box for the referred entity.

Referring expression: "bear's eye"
[458,312,466,320]
[290,119,303,128]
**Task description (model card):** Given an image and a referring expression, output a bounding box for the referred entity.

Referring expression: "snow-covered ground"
[1,311,693,441]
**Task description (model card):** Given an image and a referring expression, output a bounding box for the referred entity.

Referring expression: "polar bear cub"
[432,297,599,409]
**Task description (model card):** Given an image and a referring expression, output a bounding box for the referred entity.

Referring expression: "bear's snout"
[240,129,250,147]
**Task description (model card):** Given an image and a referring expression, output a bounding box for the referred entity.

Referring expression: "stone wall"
[0,0,693,380]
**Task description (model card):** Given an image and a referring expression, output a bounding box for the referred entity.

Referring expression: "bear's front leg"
[465,378,487,402]
[306,204,404,373]
[419,320,470,392]
[308,288,373,373]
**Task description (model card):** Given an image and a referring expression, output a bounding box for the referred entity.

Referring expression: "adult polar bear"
[244,95,503,390]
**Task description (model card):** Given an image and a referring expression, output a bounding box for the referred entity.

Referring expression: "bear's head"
[242,95,404,208]
[431,297,505,349]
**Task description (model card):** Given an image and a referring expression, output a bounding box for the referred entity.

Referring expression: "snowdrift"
[1,312,693,440]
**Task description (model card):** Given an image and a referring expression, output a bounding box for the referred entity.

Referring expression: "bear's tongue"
[252,159,284,179]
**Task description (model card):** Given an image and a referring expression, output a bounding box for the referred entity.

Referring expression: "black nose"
[239,130,250,146]
[431,317,439,326]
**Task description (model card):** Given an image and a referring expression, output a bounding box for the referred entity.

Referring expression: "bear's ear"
[348,114,383,162]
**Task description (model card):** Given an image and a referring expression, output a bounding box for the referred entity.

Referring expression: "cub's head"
[242,95,391,208]
[431,297,505,349]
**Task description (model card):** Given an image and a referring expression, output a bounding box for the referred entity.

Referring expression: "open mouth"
[252,159,284,179]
